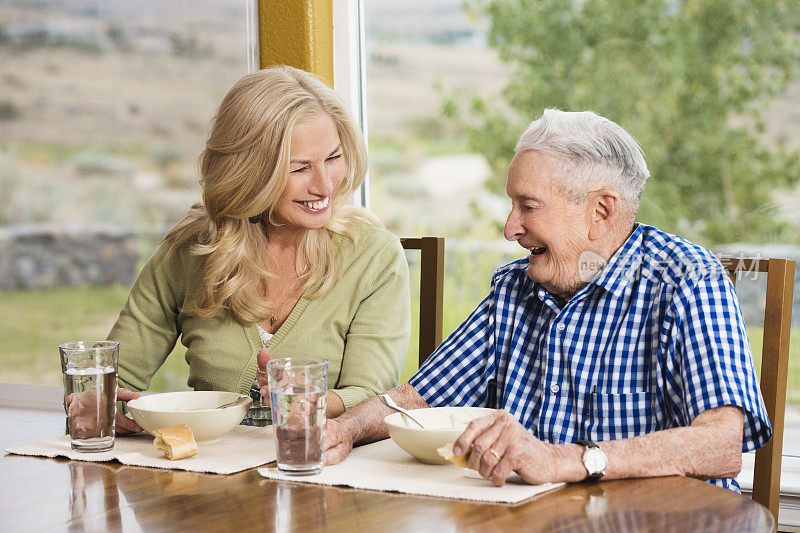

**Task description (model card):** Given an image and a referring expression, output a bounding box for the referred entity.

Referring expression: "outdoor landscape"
[1,0,799,416]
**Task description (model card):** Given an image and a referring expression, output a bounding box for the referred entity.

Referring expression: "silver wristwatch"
[576,440,607,481]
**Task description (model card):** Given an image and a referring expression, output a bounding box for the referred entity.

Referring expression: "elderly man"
[323,109,771,492]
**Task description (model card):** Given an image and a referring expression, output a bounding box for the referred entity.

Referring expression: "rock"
[0,223,164,290]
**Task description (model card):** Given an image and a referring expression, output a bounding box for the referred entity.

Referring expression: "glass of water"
[59,341,119,452]
[267,358,328,475]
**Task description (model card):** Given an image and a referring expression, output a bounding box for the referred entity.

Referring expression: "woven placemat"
[5,425,276,475]
[258,438,563,503]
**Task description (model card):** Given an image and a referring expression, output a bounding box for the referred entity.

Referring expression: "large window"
[0,0,255,391]
[363,0,519,381]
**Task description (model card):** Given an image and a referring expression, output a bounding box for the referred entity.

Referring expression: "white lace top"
[256,324,273,347]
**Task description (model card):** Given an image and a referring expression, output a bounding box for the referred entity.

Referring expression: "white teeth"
[301,197,329,210]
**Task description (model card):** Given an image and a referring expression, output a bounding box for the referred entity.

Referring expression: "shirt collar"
[587,223,644,298]
[518,267,536,301]
[518,264,564,311]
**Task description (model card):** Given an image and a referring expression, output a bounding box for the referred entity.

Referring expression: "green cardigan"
[108,222,411,410]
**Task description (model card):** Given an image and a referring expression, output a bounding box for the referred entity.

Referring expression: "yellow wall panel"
[258,0,334,87]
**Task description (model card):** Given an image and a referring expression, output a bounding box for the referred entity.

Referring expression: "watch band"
[576,439,606,481]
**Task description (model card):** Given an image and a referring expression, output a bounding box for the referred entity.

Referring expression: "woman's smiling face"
[503,150,593,299]
[271,112,346,234]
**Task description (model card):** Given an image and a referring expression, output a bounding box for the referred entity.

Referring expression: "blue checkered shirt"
[409,224,771,492]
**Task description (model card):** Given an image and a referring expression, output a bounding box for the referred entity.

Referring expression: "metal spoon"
[186,396,249,411]
[379,394,428,429]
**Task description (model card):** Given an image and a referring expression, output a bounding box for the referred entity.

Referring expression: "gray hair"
[515,109,650,214]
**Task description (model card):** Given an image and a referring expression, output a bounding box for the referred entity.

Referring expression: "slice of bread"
[437,442,469,468]
[153,424,198,460]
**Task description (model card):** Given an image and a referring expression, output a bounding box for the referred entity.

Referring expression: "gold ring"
[256,367,267,375]
[489,448,501,461]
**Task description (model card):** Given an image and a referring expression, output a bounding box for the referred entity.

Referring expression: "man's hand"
[115,388,143,435]
[453,409,564,486]
[322,383,430,466]
[453,405,746,487]
[323,418,356,466]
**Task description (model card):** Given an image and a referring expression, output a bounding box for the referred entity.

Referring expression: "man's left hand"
[453,409,564,487]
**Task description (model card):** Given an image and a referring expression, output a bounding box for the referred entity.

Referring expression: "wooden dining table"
[1,407,775,532]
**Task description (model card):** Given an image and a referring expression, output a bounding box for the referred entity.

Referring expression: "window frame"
[333,0,369,209]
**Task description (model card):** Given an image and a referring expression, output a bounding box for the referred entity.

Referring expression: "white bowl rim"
[127,391,249,413]
[383,406,496,433]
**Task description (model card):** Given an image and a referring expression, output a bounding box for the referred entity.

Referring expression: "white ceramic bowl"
[384,406,496,465]
[127,391,252,441]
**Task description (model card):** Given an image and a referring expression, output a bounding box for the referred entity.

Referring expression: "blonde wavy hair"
[165,65,380,323]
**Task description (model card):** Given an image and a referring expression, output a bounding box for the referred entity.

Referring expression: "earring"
[248,213,263,224]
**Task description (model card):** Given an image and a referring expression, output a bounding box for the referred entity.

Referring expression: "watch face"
[584,448,608,474]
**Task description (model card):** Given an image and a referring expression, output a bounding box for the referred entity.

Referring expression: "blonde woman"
[108,66,411,433]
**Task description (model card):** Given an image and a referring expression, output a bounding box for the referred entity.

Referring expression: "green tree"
[452,0,800,245]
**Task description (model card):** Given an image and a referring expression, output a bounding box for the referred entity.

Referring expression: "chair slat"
[719,257,771,273]
[401,237,444,367]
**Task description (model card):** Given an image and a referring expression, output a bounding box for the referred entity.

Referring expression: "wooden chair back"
[720,256,795,521]
[401,238,445,366]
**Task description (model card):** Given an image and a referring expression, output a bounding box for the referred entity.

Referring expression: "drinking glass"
[267,358,328,475]
[59,340,119,452]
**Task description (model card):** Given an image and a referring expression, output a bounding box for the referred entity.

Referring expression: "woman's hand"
[115,388,143,435]
[256,348,272,405]
[256,349,343,417]
[66,386,142,436]
[65,389,110,438]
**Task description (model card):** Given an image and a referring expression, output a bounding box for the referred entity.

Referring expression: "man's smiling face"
[503,150,593,299]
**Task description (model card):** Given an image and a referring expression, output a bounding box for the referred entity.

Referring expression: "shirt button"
[556,323,566,331]
[550,384,560,393]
